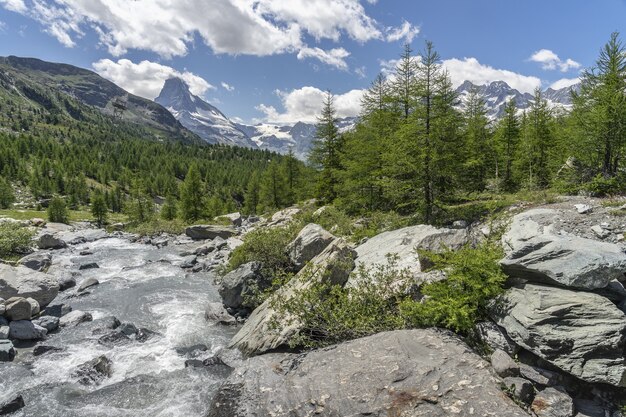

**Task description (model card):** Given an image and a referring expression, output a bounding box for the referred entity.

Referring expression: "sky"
[0,0,625,125]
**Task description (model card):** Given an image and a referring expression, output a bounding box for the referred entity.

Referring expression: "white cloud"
[221,82,235,92]
[549,77,580,90]
[297,47,350,71]
[0,20,6,32]
[530,49,581,72]
[0,0,26,13]
[256,86,364,124]
[355,66,366,79]
[92,58,214,99]
[385,20,419,43]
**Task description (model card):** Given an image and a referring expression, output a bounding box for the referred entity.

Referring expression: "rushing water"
[1,235,237,417]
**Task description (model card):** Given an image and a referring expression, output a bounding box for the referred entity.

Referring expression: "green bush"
[582,174,625,197]
[47,197,69,223]
[0,222,34,258]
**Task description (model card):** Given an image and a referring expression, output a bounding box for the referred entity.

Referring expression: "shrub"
[582,174,626,197]
[47,197,69,223]
[0,222,34,258]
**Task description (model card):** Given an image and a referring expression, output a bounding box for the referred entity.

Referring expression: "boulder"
[77,277,99,292]
[531,387,574,417]
[285,223,335,270]
[59,310,92,327]
[267,207,300,227]
[216,212,242,227]
[79,262,99,270]
[0,264,59,307]
[33,345,64,356]
[185,225,237,240]
[229,239,356,355]
[32,315,60,332]
[503,377,535,404]
[37,233,67,249]
[348,224,468,286]
[179,255,197,269]
[204,302,237,325]
[574,204,592,214]
[0,339,15,362]
[218,262,266,310]
[72,355,112,385]
[491,349,519,377]
[18,251,52,271]
[492,284,626,387]
[474,321,518,355]
[501,209,626,290]
[9,320,47,340]
[25,297,40,316]
[57,275,76,291]
[0,326,8,339]
[0,395,25,415]
[210,329,528,417]
[4,297,32,320]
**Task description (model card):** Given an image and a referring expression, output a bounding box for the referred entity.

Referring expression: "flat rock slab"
[210,329,528,417]
[0,264,59,307]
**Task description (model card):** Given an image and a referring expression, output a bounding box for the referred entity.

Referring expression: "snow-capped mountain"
[155,78,257,148]
[455,80,578,120]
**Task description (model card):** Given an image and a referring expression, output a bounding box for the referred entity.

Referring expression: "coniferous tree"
[160,194,178,220]
[282,148,300,206]
[0,177,15,209]
[243,175,260,215]
[462,87,492,191]
[48,197,69,224]
[494,99,520,190]
[179,164,205,222]
[91,189,108,226]
[259,160,287,211]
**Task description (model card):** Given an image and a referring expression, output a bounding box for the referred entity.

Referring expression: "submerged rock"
[0,395,25,415]
[72,355,112,385]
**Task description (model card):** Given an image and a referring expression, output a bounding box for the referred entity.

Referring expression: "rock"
[30,217,46,227]
[179,255,197,269]
[32,315,60,332]
[59,310,92,327]
[501,209,626,291]
[88,316,121,335]
[474,321,518,355]
[452,219,468,228]
[348,225,468,286]
[79,262,99,270]
[9,320,47,340]
[4,297,32,320]
[491,349,519,377]
[110,223,124,231]
[33,345,63,356]
[194,239,224,256]
[216,212,242,227]
[285,223,335,270]
[492,284,626,387]
[185,225,237,240]
[574,204,592,214]
[573,399,609,417]
[98,330,131,347]
[520,363,561,387]
[591,225,610,239]
[0,395,25,415]
[503,377,534,404]
[0,326,8,339]
[210,329,528,417]
[42,303,72,318]
[18,252,52,271]
[25,297,40,316]
[531,387,574,417]
[229,239,356,355]
[205,302,237,325]
[218,262,266,310]
[72,355,112,385]
[77,277,99,292]
[0,264,60,307]
[0,302,3,316]
[0,339,15,362]
[37,233,67,249]
[79,250,93,255]
[57,275,76,291]
[267,207,300,227]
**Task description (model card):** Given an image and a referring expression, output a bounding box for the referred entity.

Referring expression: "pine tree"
[91,189,108,226]
[48,197,69,224]
[495,99,520,190]
[259,160,287,210]
[0,176,15,209]
[160,194,178,220]
[391,44,417,119]
[282,148,300,206]
[519,90,555,189]
[461,87,491,191]
[179,164,205,222]
[243,175,260,215]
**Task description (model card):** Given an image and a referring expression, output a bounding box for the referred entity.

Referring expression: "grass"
[0,209,127,223]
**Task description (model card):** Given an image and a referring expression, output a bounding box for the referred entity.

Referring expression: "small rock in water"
[575,204,592,214]
[33,345,64,356]
[0,339,16,362]
[58,275,77,291]
[77,277,100,292]
[79,262,99,271]
[32,316,60,332]
[79,250,94,256]
[43,303,72,318]
[98,330,131,347]
[72,355,112,385]
[0,395,25,414]
[118,322,138,336]
[136,328,156,342]
[89,316,121,335]
[204,302,237,325]
[179,255,197,269]
[59,310,92,327]
[175,344,209,357]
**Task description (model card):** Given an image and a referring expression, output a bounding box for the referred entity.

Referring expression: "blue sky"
[0,0,624,124]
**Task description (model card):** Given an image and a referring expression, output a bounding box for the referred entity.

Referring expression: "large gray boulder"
[210,329,528,417]
[4,297,32,320]
[215,212,242,227]
[9,320,47,340]
[266,207,300,227]
[229,238,356,355]
[18,251,52,271]
[218,262,265,310]
[492,284,626,387]
[501,209,626,290]
[286,223,335,270]
[37,233,67,249]
[185,225,237,240]
[0,264,59,307]
[204,302,237,325]
[348,224,468,286]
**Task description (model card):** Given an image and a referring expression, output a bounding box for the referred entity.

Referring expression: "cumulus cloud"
[385,20,419,43]
[0,0,26,13]
[92,58,214,99]
[297,47,350,70]
[221,82,235,92]
[256,86,364,124]
[530,49,581,72]
[549,77,580,90]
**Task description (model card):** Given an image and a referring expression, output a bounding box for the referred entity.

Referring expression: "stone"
[18,251,52,271]
[0,339,15,362]
[179,255,197,269]
[72,355,112,385]
[267,207,300,227]
[37,233,67,249]
[8,320,47,340]
[474,321,518,355]
[285,223,335,270]
[574,204,592,214]
[573,399,608,417]
[218,262,266,310]
[194,239,224,256]
[229,239,356,355]
[491,349,519,377]
[33,345,63,356]
[25,297,40,316]
[501,209,626,291]
[531,387,574,417]
[216,212,242,227]
[210,329,529,417]
[591,225,610,239]
[452,219,468,228]
[42,303,72,318]
[0,326,8,339]
[503,377,534,404]
[98,330,131,347]
[58,275,76,291]
[492,284,626,387]
[0,264,60,307]
[30,217,46,227]
[59,310,92,327]
[4,297,32,320]
[32,316,60,332]
[204,302,237,325]
[348,224,468,286]
[77,277,99,292]
[79,262,99,270]
[520,364,561,387]
[185,225,237,240]
[0,395,25,415]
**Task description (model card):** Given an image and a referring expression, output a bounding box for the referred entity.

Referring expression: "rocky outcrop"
[218,262,265,310]
[531,387,574,417]
[0,264,59,307]
[18,252,52,271]
[229,238,355,355]
[210,329,529,417]
[266,207,300,227]
[285,223,335,270]
[37,233,67,249]
[501,209,626,291]
[492,284,626,387]
[204,302,237,325]
[185,225,237,240]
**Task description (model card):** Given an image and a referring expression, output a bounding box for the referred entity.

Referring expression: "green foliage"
[582,174,626,197]
[47,197,69,223]
[0,177,15,209]
[90,189,108,226]
[160,194,178,220]
[179,163,205,222]
[400,242,507,333]
[124,183,155,224]
[259,160,288,211]
[0,222,34,259]
[126,218,187,236]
